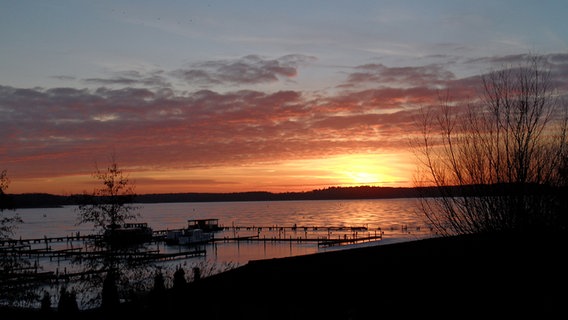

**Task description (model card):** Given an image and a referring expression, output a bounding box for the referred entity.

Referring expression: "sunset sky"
[2,0,568,195]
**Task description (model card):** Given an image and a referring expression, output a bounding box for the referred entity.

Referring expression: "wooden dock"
[1,223,384,249]
[0,234,100,246]
[0,223,387,288]
[0,223,386,265]
[212,233,383,246]
[208,224,384,247]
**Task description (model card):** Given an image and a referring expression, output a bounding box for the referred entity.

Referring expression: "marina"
[1,220,389,286]
[2,222,385,256]
[2,198,434,309]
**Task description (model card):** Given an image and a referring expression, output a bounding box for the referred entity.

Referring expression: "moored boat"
[186,218,223,232]
[102,222,154,246]
[165,218,223,245]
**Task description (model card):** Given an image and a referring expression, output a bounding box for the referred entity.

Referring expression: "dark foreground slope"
[3,232,566,319]
[125,232,566,319]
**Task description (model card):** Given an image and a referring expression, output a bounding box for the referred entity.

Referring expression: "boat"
[102,222,154,246]
[186,218,223,232]
[166,228,213,245]
[165,218,223,245]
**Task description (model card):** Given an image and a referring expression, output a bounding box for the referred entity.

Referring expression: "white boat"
[165,218,222,245]
[176,229,213,245]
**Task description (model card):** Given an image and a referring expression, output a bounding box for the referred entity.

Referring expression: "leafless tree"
[412,55,568,236]
[75,155,140,234]
[0,170,34,307]
[73,155,156,310]
[0,169,21,239]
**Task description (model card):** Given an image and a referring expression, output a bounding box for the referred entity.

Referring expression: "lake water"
[11,198,434,263]
[5,198,436,309]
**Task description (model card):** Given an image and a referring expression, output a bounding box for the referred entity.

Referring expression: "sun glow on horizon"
[330,153,412,187]
[9,152,417,195]
[345,171,382,185]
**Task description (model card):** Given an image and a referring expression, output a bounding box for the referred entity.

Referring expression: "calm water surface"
[12,198,434,264]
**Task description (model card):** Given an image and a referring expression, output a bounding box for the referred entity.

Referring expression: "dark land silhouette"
[8,185,424,208]
[8,184,565,208]
[2,231,566,319]
[2,183,566,318]
[122,231,566,319]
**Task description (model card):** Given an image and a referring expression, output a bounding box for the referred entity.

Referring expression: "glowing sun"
[347,171,381,184]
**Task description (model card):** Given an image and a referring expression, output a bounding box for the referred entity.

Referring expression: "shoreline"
[2,231,566,319]
[121,231,568,318]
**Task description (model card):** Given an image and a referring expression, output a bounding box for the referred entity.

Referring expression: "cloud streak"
[2,53,568,193]
[171,54,317,87]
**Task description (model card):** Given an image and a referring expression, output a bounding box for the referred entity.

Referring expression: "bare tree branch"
[412,54,568,236]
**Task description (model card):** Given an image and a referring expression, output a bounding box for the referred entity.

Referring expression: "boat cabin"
[187,218,223,232]
[102,222,153,246]
[165,219,221,245]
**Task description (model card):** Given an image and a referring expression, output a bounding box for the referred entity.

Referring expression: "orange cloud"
[2,53,568,194]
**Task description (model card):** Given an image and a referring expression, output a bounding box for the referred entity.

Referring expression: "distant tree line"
[8,183,567,209]
[7,185,444,208]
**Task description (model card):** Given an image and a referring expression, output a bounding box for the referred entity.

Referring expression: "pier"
[203,224,385,249]
[152,223,385,247]
[1,223,386,249]
[0,223,387,272]
[0,223,395,293]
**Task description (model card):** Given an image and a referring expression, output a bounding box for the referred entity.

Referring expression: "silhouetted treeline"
[9,193,72,208]
[9,186,424,208]
[133,186,426,203]
[7,184,565,208]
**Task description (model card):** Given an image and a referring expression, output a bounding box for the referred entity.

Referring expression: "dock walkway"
[1,223,384,249]
[1,223,386,289]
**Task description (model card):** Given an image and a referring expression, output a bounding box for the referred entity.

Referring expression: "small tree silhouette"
[0,169,21,238]
[40,290,52,312]
[0,169,30,305]
[75,154,140,238]
[172,267,187,290]
[152,270,166,293]
[147,269,167,311]
[192,267,201,282]
[101,269,120,312]
[57,286,79,313]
